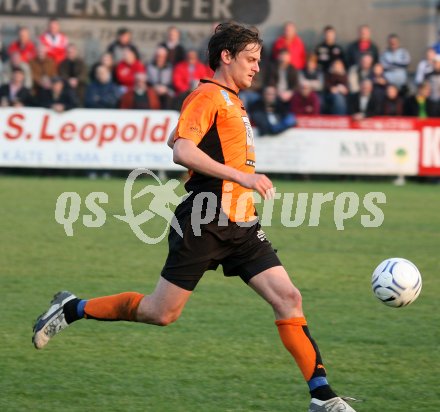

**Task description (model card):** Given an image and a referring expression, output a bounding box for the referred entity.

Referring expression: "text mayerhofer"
[0,0,268,23]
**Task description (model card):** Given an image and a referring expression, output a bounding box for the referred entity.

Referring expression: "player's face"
[230,43,261,90]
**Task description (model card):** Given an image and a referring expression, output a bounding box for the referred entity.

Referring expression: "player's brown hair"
[207,22,262,71]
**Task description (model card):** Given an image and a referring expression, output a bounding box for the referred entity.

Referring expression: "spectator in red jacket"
[172,49,210,95]
[272,22,306,70]
[7,26,36,63]
[114,47,146,91]
[39,18,69,65]
[119,72,161,110]
[290,80,321,115]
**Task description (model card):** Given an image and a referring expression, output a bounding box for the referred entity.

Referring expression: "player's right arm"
[173,138,274,199]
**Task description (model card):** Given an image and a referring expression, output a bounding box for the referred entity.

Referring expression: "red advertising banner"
[414,119,440,176]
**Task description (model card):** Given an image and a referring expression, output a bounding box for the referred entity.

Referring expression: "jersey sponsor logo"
[242,116,255,167]
[220,90,234,106]
[189,125,203,137]
[242,116,254,146]
[256,229,267,242]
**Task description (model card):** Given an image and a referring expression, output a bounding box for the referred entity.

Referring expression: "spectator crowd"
[1,18,440,136]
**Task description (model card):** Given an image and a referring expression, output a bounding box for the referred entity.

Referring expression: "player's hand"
[238,173,275,200]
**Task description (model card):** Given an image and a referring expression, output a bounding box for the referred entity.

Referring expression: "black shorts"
[161,200,282,291]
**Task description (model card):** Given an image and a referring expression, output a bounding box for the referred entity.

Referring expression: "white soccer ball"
[371,257,422,307]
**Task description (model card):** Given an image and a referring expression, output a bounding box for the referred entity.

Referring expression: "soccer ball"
[371,258,422,307]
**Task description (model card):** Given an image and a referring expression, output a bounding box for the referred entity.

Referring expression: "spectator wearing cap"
[380,33,410,90]
[58,44,88,105]
[0,68,33,107]
[264,48,298,107]
[7,26,36,63]
[107,28,140,64]
[346,25,379,68]
[159,26,186,66]
[39,18,69,65]
[404,81,438,117]
[272,22,306,70]
[314,25,345,73]
[85,65,121,109]
[415,47,436,86]
[119,72,161,110]
[147,46,175,109]
[172,49,210,96]
[290,80,321,115]
[2,51,33,89]
[348,53,374,93]
[114,47,146,92]
[29,43,57,94]
[37,77,78,112]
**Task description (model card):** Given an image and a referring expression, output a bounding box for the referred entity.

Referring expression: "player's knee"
[272,287,302,314]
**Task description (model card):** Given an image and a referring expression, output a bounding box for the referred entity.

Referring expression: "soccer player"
[33,23,357,412]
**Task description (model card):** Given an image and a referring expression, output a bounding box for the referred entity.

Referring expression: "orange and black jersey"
[175,78,256,222]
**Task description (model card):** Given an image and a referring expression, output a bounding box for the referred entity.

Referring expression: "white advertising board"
[255,128,419,175]
[0,108,181,170]
[0,108,420,175]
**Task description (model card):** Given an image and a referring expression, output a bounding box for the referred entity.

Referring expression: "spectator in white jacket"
[415,47,436,85]
[380,34,410,90]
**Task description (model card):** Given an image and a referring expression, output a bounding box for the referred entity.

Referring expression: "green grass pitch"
[0,175,439,411]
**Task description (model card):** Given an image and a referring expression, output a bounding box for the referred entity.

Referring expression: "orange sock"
[84,292,144,322]
[275,317,326,381]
